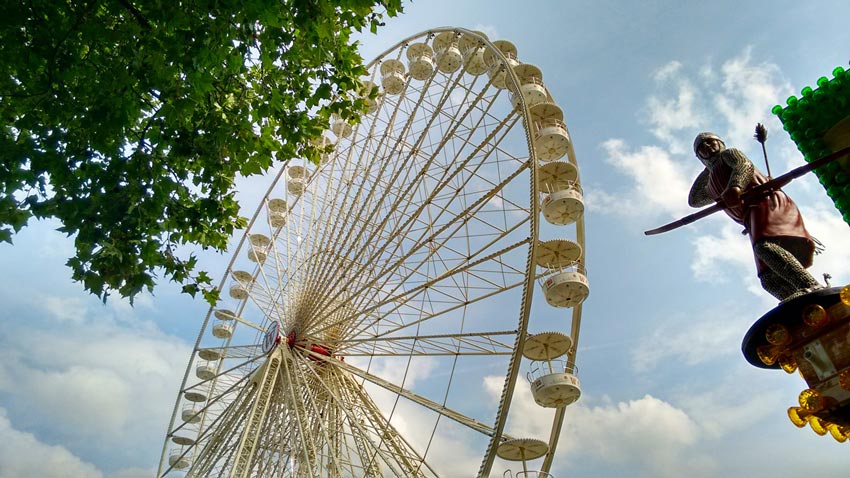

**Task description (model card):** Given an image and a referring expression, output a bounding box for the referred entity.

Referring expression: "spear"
[754,123,772,177]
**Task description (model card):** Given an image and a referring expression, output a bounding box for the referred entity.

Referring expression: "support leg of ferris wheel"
[230,349,282,478]
[348,376,428,476]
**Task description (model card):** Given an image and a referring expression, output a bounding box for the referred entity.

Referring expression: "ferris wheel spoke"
[328,378,408,477]
[325,121,526,328]
[231,313,271,335]
[335,330,516,356]
[287,361,353,476]
[249,271,285,323]
[296,358,430,477]
[334,388,392,477]
[322,353,505,440]
[333,367,437,477]
[310,151,529,341]
[189,376,266,476]
[341,106,519,290]
[176,360,261,426]
[300,365,386,475]
[190,362,280,474]
[277,348,321,477]
[301,75,509,322]
[296,67,447,302]
[324,232,531,341]
[196,344,260,360]
[185,357,284,473]
[286,354,358,477]
[182,384,256,476]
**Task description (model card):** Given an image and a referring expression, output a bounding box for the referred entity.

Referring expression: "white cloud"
[0,295,192,473]
[384,401,483,476]
[690,221,754,284]
[588,139,697,218]
[471,24,499,42]
[113,466,157,478]
[0,407,102,478]
[801,204,850,287]
[714,47,793,148]
[674,378,785,440]
[42,295,89,323]
[630,301,752,373]
[646,61,703,150]
[483,376,714,478]
[652,61,683,82]
[563,395,713,478]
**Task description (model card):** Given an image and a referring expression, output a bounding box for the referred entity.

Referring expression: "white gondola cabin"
[458,31,488,76]
[529,102,570,161]
[483,40,519,89]
[406,42,435,81]
[432,31,463,73]
[380,59,407,95]
[541,182,583,226]
[511,64,548,109]
[523,332,581,408]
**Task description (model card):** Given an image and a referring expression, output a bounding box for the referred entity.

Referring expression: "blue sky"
[2,1,850,477]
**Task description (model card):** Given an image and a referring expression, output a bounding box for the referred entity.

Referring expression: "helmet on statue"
[693,132,725,165]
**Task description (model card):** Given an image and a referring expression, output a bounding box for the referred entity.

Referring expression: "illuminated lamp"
[756,345,779,366]
[765,323,791,345]
[828,424,848,443]
[788,407,809,428]
[809,416,829,436]
[799,388,824,411]
[778,354,797,374]
[841,285,850,306]
[802,304,829,327]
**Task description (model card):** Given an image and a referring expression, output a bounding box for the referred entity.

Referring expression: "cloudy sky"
[2,1,850,477]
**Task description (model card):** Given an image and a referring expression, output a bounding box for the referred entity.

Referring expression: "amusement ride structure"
[157,28,589,478]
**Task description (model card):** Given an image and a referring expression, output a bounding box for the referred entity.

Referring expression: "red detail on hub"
[285,332,343,363]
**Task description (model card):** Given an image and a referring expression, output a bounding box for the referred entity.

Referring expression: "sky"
[2,1,850,477]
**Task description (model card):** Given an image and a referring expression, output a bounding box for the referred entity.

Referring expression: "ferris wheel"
[157,27,589,478]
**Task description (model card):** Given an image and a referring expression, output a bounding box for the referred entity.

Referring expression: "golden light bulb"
[765,323,791,345]
[809,416,828,436]
[829,424,847,443]
[799,388,823,411]
[802,304,828,327]
[779,354,797,374]
[788,407,808,428]
[841,285,850,306]
[757,345,778,366]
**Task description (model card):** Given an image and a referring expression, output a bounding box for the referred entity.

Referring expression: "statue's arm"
[723,148,755,191]
[688,168,713,207]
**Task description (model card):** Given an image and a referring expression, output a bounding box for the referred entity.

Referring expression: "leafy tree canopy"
[0,0,402,303]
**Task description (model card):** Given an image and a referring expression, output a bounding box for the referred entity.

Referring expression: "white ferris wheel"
[158,27,590,478]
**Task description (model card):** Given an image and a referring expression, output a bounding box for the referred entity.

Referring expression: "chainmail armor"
[754,240,821,301]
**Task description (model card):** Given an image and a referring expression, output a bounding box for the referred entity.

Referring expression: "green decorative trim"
[773,64,850,224]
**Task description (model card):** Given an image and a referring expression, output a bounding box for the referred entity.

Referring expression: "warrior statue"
[689,132,821,301]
